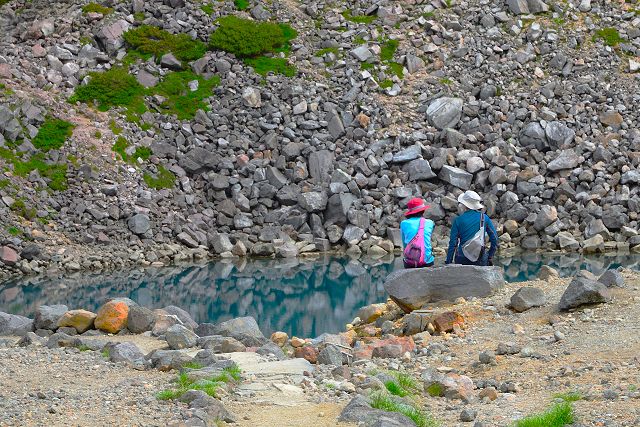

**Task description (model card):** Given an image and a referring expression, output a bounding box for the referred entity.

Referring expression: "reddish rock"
[372,344,403,359]
[57,309,97,333]
[353,336,415,360]
[290,336,306,348]
[340,330,357,347]
[294,346,318,364]
[94,301,129,333]
[359,324,379,337]
[236,154,249,167]
[479,387,498,401]
[0,246,19,266]
[0,64,11,79]
[433,311,464,333]
[32,44,47,58]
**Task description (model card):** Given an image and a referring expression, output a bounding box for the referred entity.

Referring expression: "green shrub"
[112,136,129,161]
[82,2,113,14]
[0,179,9,189]
[342,9,376,24]
[234,0,249,10]
[11,153,68,191]
[70,67,146,113]
[132,146,152,161]
[244,56,296,77]
[156,364,241,400]
[514,402,574,427]
[109,120,122,135]
[387,62,404,78]
[426,383,443,397]
[380,39,399,62]
[133,12,145,21]
[143,165,175,189]
[370,392,438,427]
[32,118,74,151]
[593,27,623,46]
[7,226,20,236]
[361,62,374,71]
[208,16,296,58]
[123,25,207,62]
[153,71,220,119]
[380,79,393,89]
[201,3,213,14]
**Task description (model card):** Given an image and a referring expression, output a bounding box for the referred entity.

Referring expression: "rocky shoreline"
[1,265,638,426]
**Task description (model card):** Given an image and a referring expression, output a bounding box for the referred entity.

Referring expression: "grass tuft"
[380,39,399,62]
[153,71,221,119]
[82,2,113,14]
[234,0,249,10]
[593,27,623,47]
[32,118,75,151]
[123,25,207,63]
[157,364,242,400]
[384,372,421,397]
[426,383,444,397]
[201,3,213,14]
[143,165,175,189]
[370,392,438,427]
[244,56,296,77]
[342,9,376,25]
[553,392,582,403]
[112,136,129,161]
[70,67,146,114]
[515,402,574,427]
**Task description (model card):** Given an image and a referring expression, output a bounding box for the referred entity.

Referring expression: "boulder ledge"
[383,265,505,312]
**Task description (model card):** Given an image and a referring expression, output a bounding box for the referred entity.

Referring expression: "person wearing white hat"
[445,190,498,266]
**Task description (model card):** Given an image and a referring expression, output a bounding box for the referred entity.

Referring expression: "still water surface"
[1,253,638,338]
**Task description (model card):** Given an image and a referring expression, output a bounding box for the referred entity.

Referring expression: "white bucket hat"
[458,190,484,210]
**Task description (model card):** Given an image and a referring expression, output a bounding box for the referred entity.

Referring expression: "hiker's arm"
[486,215,498,260]
[445,220,458,264]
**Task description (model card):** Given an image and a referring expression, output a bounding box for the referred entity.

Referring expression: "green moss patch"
[209,16,296,58]
[593,27,623,47]
[515,402,574,427]
[0,148,68,191]
[244,56,296,77]
[342,9,377,25]
[143,165,175,189]
[123,25,207,63]
[234,0,249,10]
[112,136,129,161]
[32,118,75,151]
[70,68,219,121]
[157,365,241,400]
[380,39,399,62]
[201,3,214,14]
[82,2,113,14]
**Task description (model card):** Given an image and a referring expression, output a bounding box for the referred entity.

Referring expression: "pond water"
[1,252,638,338]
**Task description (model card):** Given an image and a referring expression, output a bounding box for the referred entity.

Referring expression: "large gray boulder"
[163,306,198,330]
[598,270,625,288]
[95,20,130,55]
[106,342,146,367]
[384,266,504,312]
[34,305,68,331]
[339,395,415,426]
[166,324,198,349]
[128,214,151,235]
[127,305,156,334]
[439,165,473,189]
[198,335,247,353]
[0,312,34,336]
[510,287,546,312]
[196,317,266,347]
[558,277,611,311]
[426,97,463,130]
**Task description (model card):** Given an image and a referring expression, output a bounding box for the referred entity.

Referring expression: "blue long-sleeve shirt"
[445,210,498,264]
[400,217,435,265]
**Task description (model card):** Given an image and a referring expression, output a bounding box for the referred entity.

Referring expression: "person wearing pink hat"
[400,198,435,268]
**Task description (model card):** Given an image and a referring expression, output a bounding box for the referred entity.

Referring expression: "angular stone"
[149,349,194,371]
[242,87,261,108]
[34,305,68,331]
[198,335,246,353]
[598,270,624,288]
[439,165,473,189]
[95,20,130,54]
[426,97,464,130]
[350,45,373,62]
[533,205,557,231]
[507,0,529,14]
[106,341,145,367]
[127,214,151,235]
[339,395,415,426]
[384,266,505,313]
[94,301,129,334]
[390,144,422,163]
[547,150,579,171]
[432,311,464,333]
[56,310,96,334]
[0,312,33,336]
[510,287,546,312]
[127,306,155,334]
[545,121,575,148]
[136,69,158,88]
[0,246,19,266]
[558,277,611,310]
[298,191,328,212]
[166,324,198,349]
[196,317,266,346]
[599,111,623,127]
[519,122,547,151]
[294,345,319,363]
[356,303,386,324]
[403,158,436,180]
[309,150,334,183]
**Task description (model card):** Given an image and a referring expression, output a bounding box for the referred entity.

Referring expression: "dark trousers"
[404,261,434,269]
[454,251,489,266]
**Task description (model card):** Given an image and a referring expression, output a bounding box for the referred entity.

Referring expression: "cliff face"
[0,0,639,275]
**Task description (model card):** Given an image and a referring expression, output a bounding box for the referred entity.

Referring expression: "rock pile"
[0,0,639,278]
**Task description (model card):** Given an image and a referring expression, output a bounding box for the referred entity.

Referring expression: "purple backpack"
[403,218,428,268]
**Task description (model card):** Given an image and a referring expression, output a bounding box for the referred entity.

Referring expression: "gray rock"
[460,409,477,422]
[127,214,151,235]
[179,147,221,174]
[127,305,155,334]
[339,395,415,426]
[510,287,546,312]
[405,54,425,74]
[403,159,436,180]
[136,70,158,88]
[507,0,529,14]
[198,335,246,353]
[439,165,473,189]
[256,341,286,360]
[107,342,146,367]
[391,144,422,163]
[325,193,356,226]
[558,277,612,311]
[34,305,68,331]
[350,45,373,62]
[0,312,34,336]
[309,150,334,183]
[533,205,557,231]
[166,324,198,349]
[163,306,198,330]
[384,266,505,312]
[343,225,365,245]
[598,270,624,288]
[208,232,233,254]
[426,97,464,130]
[547,150,579,171]
[197,317,266,346]
[149,349,194,371]
[242,87,261,108]
[250,4,271,20]
[545,122,575,148]
[317,344,343,366]
[519,122,547,151]
[298,192,328,212]
[95,20,130,54]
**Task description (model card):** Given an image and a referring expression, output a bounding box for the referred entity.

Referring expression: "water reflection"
[0,252,638,338]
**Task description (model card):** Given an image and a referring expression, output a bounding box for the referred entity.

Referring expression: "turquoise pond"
[1,253,638,338]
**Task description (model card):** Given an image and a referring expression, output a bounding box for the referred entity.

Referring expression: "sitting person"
[445,190,498,266]
[400,198,435,268]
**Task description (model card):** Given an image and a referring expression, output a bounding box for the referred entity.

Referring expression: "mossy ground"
[81,2,113,14]
[0,147,68,191]
[32,118,74,151]
[342,9,377,25]
[157,365,241,400]
[143,165,176,189]
[123,26,207,63]
[515,402,574,427]
[593,27,623,46]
